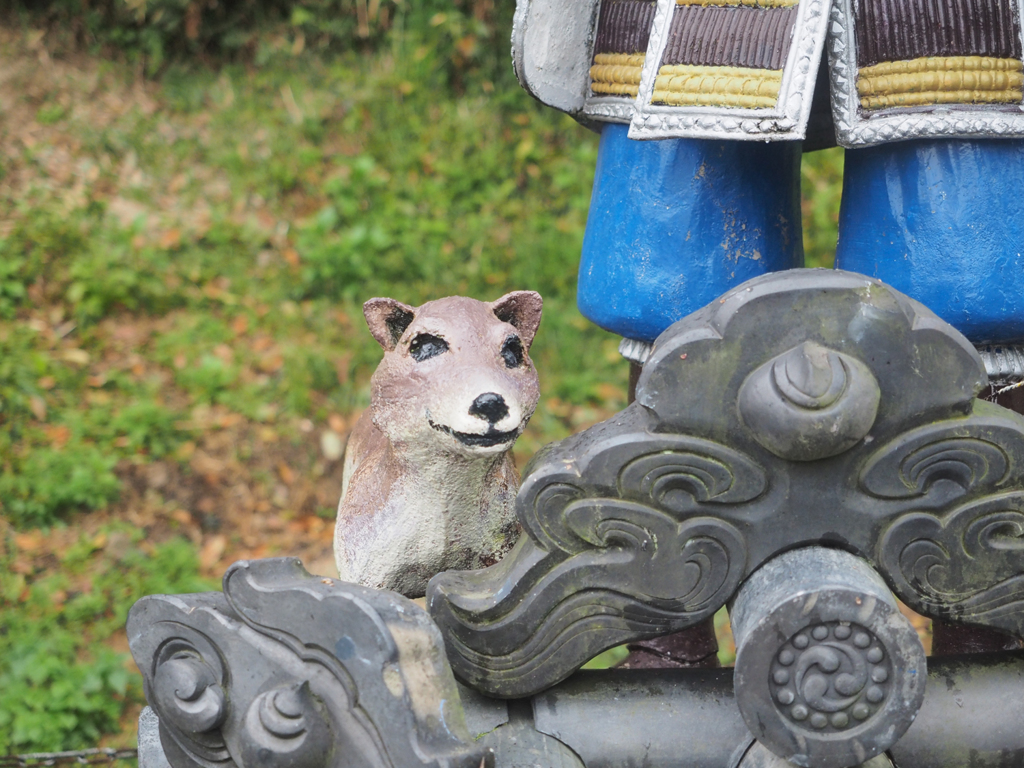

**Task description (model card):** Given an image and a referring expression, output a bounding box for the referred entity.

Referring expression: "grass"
[0,524,214,753]
[0,20,846,752]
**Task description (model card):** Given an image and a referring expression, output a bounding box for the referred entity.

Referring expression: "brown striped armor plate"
[830,0,1024,145]
[629,0,828,140]
[511,0,1024,146]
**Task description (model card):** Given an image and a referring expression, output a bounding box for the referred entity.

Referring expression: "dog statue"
[334,291,542,597]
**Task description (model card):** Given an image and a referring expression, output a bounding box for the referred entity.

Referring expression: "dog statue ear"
[363,297,416,351]
[491,291,543,349]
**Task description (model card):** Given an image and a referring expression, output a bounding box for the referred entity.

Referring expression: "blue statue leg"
[578,123,805,343]
[836,139,1024,344]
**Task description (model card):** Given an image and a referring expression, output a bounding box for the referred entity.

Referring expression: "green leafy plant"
[0,529,215,752]
[175,354,239,404]
[0,633,130,752]
[67,236,181,321]
[9,0,517,86]
[109,400,188,458]
[0,442,121,527]
[0,257,29,319]
[801,147,844,268]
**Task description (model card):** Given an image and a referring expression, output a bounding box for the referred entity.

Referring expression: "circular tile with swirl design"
[731,547,926,768]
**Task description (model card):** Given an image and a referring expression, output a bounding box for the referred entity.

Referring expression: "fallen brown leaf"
[278,462,296,485]
[215,412,244,429]
[213,343,233,363]
[29,395,47,420]
[258,353,284,373]
[46,424,71,448]
[252,336,274,353]
[335,353,352,385]
[199,534,227,571]
[191,449,226,484]
[13,531,43,553]
[159,228,181,249]
[594,382,622,403]
[236,544,270,561]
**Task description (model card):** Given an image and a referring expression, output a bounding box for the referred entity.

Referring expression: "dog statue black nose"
[469,392,509,424]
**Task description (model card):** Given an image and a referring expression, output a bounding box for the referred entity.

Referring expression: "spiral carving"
[240,682,331,768]
[738,341,880,461]
[152,649,227,735]
[861,434,1011,501]
[773,345,849,410]
[130,568,492,768]
[258,686,309,738]
[432,503,747,696]
[524,482,587,554]
[770,622,891,732]
[879,494,1024,635]
[617,445,767,514]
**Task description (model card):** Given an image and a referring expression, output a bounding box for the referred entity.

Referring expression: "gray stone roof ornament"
[130,270,1024,768]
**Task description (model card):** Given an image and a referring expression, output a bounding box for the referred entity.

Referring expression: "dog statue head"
[362,291,543,459]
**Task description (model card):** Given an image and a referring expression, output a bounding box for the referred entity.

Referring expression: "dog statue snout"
[469,392,510,424]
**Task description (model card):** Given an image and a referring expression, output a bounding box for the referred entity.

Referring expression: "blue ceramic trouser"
[836,139,1024,344]
[578,124,804,343]
[580,126,1024,346]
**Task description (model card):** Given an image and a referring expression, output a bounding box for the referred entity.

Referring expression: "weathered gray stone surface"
[429,270,1022,700]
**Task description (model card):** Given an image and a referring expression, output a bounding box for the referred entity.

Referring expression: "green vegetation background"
[0,0,843,754]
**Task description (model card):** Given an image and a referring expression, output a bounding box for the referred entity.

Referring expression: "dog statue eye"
[409,333,449,362]
[501,336,524,369]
